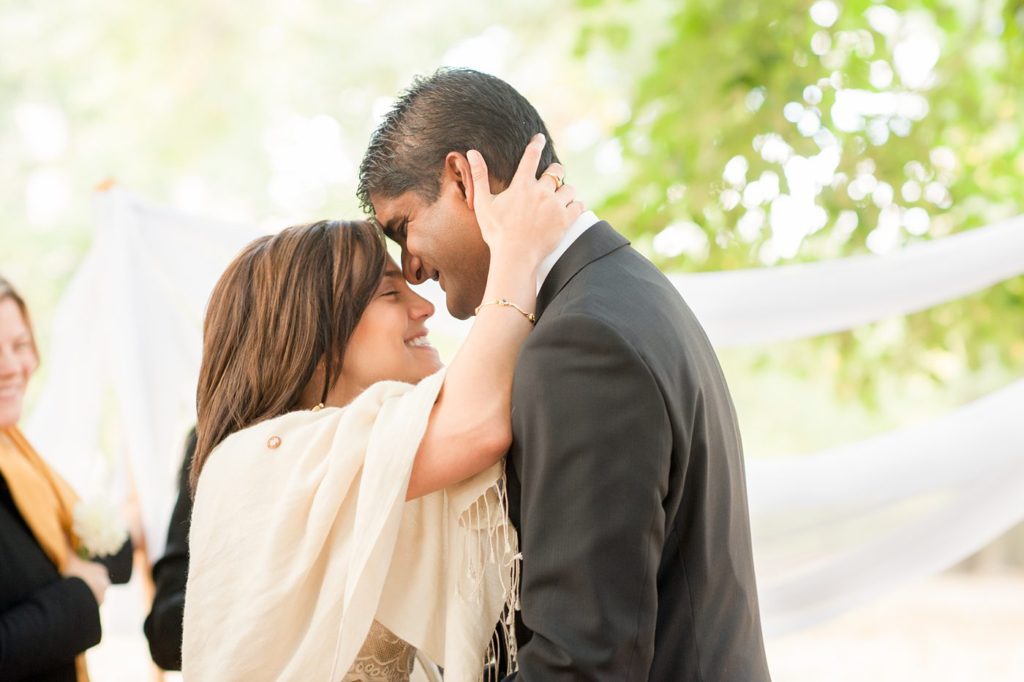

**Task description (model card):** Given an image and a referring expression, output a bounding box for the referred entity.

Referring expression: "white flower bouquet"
[73,497,129,559]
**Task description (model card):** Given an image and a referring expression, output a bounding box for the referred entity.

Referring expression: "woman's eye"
[381,290,400,298]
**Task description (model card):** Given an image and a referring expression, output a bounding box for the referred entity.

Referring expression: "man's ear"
[444,151,475,209]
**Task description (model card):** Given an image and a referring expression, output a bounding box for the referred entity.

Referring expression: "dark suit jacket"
[0,473,111,681]
[502,222,771,681]
[143,428,195,671]
[0,466,132,682]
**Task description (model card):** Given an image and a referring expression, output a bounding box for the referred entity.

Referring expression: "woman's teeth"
[406,336,431,348]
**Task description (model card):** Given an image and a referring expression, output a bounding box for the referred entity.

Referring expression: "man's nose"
[402,252,428,285]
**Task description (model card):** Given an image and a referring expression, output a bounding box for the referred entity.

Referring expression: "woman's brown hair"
[0,275,38,359]
[191,219,387,494]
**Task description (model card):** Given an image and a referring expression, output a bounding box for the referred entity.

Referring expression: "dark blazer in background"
[144,428,195,671]
[503,222,771,681]
[97,539,133,586]
[0,475,99,682]
[0,468,132,682]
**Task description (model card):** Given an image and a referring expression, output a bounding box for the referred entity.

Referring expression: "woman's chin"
[0,401,22,429]
[414,355,444,380]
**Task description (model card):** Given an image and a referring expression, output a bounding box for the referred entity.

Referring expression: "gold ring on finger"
[542,171,564,190]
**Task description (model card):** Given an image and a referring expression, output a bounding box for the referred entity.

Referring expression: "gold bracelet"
[474,298,537,325]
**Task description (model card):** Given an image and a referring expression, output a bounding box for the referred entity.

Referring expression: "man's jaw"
[444,292,473,320]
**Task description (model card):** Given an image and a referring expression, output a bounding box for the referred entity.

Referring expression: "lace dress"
[342,620,417,682]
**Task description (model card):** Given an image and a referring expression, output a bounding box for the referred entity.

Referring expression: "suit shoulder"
[559,248,704,336]
[541,246,723,388]
[528,310,641,355]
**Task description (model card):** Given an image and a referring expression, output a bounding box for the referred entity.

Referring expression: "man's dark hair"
[357,68,559,215]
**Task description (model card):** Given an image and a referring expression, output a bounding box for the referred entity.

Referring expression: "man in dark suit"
[358,68,771,681]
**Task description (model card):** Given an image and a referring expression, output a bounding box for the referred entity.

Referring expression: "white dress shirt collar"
[536,211,601,294]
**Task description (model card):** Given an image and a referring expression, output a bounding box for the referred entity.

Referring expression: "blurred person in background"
[0,275,132,682]
[143,427,195,671]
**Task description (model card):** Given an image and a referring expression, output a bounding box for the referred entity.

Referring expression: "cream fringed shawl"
[182,371,518,681]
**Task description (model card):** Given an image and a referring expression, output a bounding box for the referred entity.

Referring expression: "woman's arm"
[406,135,582,499]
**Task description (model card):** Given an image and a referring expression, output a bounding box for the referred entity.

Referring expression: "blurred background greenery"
[1,0,1022,566]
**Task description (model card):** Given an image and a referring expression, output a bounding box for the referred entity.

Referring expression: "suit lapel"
[535,221,630,319]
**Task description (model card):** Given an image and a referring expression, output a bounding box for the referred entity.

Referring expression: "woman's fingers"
[467,149,492,214]
[554,182,576,206]
[513,133,547,184]
[566,199,586,222]
[539,162,566,191]
[473,134,581,259]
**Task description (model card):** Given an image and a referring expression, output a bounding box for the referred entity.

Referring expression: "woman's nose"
[409,290,435,320]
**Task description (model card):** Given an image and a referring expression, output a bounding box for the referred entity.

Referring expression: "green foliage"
[581,0,1024,404]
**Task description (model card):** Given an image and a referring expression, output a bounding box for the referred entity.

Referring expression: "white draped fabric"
[669,214,1024,347]
[748,377,1024,634]
[25,187,1024,635]
[26,191,263,555]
